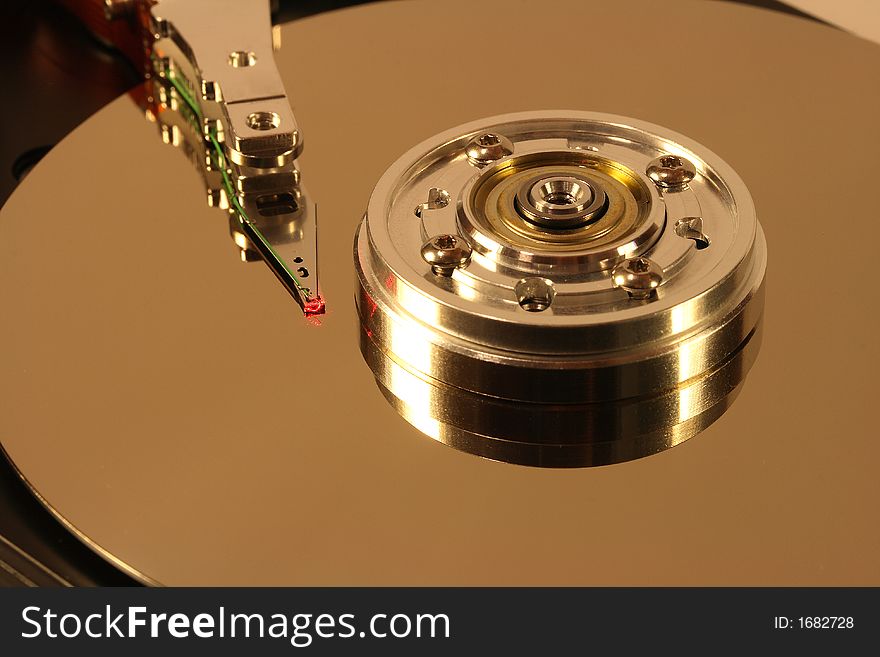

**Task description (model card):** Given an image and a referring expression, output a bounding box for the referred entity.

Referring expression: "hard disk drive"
[0,0,877,585]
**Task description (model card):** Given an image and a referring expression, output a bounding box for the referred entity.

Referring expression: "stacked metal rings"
[355,111,766,467]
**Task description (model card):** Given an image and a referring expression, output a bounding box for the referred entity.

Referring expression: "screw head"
[611,257,663,299]
[420,235,472,276]
[646,155,696,188]
[466,133,514,167]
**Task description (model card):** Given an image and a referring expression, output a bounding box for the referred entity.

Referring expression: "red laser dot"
[304,296,326,317]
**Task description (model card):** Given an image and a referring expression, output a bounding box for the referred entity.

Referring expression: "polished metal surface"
[516,173,607,229]
[150,0,321,314]
[356,111,765,466]
[1,0,878,584]
[151,0,300,165]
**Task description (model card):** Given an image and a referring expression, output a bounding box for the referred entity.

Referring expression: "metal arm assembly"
[147,0,322,315]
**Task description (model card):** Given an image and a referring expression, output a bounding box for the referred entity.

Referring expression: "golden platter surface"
[1,0,878,585]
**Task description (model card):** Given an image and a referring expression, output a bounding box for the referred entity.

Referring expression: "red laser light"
[304,296,326,317]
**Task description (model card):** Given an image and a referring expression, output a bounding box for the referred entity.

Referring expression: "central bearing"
[459,151,661,276]
[515,174,609,229]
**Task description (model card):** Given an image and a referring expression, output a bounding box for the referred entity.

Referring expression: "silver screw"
[646,155,696,189]
[612,257,663,299]
[420,235,472,276]
[466,133,514,168]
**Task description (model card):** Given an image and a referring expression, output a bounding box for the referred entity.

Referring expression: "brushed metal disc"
[0,0,878,585]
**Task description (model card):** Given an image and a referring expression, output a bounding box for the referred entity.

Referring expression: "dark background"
[0,0,825,586]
